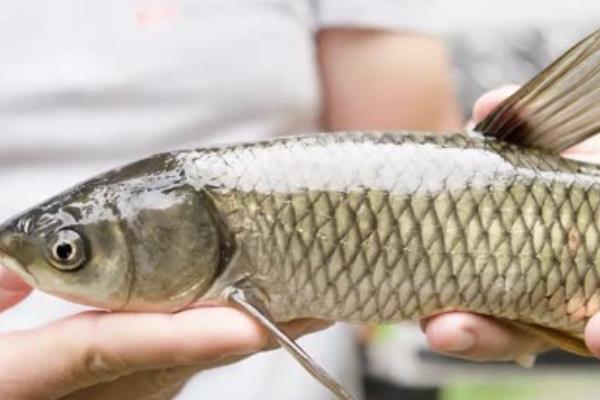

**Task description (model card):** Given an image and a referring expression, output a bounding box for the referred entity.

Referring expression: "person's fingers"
[0,266,32,311]
[422,312,546,365]
[62,318,328,400]
[263,318,332,351]
[0,306,328,399]
[63,367,196,400]
[472,84,520,123]
[584,313,600,357]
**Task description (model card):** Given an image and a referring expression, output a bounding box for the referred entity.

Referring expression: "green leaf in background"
[441,381,536,400]
[440,377,600,400]
[373,325,397,343]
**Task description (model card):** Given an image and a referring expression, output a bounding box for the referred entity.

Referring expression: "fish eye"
[46,230,87,271]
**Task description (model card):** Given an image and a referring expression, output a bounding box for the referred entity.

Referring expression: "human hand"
[0,267,327,400]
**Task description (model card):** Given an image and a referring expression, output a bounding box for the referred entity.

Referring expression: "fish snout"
[0,222,36,285]
[0,221,15,256]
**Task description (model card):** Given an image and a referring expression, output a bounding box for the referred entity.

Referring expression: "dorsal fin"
[475,28,600,153]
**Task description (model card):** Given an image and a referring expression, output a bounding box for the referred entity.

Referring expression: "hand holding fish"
[0,267,325,400]
[423,85,548,365]
[424,84,600,364]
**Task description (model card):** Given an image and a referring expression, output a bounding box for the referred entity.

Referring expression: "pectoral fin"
[225,287,356,400]
[501,319,592,358]
[475,28,600,153]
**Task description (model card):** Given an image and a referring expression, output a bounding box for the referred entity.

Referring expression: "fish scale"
[180,132,600,333]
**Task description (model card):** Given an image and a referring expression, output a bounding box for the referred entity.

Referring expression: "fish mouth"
[0,228,38,286]
[0,250,37,286]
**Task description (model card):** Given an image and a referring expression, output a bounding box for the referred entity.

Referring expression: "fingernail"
[446,329,476,352]
[514,353,536,368]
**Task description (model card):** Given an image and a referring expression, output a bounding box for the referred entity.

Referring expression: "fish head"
[0,193,132,310]
[0,153,225,311]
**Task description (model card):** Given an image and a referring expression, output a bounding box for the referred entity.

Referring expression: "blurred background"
[2,1,600,400]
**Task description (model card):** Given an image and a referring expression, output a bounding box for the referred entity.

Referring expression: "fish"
[3,28,600,400]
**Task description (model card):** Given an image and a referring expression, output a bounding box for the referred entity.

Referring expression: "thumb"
[0,266,32,311]
[472,84,520,123]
